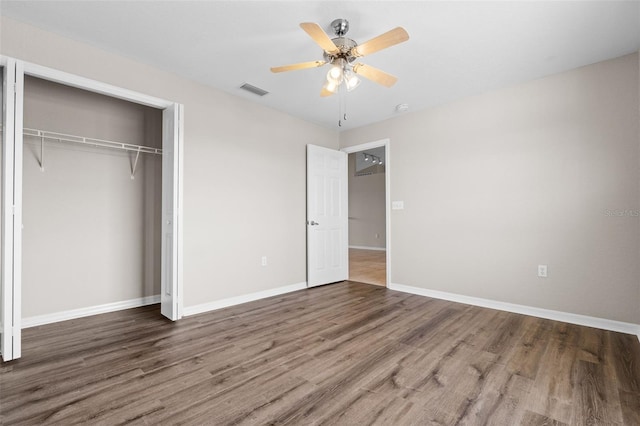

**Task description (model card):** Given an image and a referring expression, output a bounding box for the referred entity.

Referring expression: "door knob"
[309,220,319,226]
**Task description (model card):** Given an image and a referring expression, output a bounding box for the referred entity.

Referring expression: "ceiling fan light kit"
[271,18,409,125]
[323,57,360,95]
[344,69,361,91]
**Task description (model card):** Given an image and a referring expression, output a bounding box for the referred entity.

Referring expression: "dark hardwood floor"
[1,281,639,425]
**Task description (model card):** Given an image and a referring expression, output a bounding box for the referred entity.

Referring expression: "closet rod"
[22,128,163,155]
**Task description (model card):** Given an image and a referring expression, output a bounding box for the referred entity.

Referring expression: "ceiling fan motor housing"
[323,40,358,64]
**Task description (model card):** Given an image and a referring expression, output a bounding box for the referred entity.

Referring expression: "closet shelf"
[0,125,162,155]
[22,127,163,155]
[0,125,161,179]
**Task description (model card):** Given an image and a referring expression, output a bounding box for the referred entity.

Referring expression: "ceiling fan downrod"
[331,18,349,37]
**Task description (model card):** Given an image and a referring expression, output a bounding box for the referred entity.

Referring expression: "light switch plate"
[392,201,404,210]
[538,265,548,278]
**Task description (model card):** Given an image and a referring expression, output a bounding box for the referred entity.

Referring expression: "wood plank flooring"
[1,281,639,425]
[349,248,386,286]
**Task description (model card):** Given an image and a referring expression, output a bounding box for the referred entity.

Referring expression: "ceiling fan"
[271,19,409,97]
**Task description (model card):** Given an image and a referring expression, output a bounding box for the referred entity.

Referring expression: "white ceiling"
[1,1,639,131]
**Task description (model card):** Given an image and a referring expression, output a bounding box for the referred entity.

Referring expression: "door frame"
[0,56,184,361]
[341,139,391,287]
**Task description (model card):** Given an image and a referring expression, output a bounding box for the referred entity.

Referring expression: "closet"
[1,58,182,362]
[21,76,163,322]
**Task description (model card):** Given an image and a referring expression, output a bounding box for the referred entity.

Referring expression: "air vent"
[239,83,269,97]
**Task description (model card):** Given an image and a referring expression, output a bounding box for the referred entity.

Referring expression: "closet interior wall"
[22,76,162,319]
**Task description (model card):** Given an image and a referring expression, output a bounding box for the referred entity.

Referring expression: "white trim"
[342,139,391,288]
[1,59,24,360]
[341,139,390,154]
[349,245,386,251]
[12,60,24,358]
[22,295,161,328]
[389,283,640,337]
[176,104,184,319]
[1,57,17,361]
[183,282,307,317]
[20,61,172,109]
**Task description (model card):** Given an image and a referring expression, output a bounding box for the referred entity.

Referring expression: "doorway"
[342,140,390,287]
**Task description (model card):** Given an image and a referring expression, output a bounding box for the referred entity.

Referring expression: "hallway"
[348,248,386,286]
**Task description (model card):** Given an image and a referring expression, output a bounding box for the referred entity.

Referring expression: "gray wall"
[22,76,162,317]
[348,153,386,249]
[342,53,640,324]
[0,16,339,314]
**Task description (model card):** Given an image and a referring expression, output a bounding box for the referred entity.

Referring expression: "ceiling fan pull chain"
[338,84,344,127]
[340,84,348,125]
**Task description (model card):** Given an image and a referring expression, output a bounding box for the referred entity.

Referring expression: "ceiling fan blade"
[270,60,326,73]
[351,27,409,58]
[300,22,340,54]
[353,63,398,87]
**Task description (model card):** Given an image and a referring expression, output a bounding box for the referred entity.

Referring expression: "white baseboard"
[349,245,386,251]
[183,282,307,317]
[22,295,160,328]
[18,283,640,345]
[389,283,640,340]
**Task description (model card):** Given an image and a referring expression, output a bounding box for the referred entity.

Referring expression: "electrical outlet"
[538,265,548,278]
[375,233,379,239]
[261,256,267,267]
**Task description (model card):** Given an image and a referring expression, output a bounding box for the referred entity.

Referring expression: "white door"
[161,103,183,320]
[1,58,23,361]
[307,144,348,287]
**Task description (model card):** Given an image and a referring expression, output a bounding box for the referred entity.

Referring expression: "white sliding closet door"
[161,104,183,321]
[1,58,23,361]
